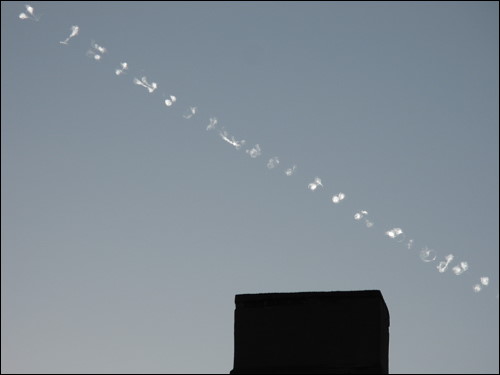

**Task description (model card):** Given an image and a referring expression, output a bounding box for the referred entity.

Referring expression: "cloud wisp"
[219,130,245,150]
[285,165,297,176]
[267,157,280,169]
[354,210,373,228]
[60,25,79,45]
[206,117,218,131]
[420,246,437,262]
[133,76,158,93]
[308,177,323,191]
[115,62,128,76]
[246,144,262,158]
[183,106,197,119]
[86,40,107,61]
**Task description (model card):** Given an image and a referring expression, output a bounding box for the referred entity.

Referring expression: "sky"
[1,1,498,374]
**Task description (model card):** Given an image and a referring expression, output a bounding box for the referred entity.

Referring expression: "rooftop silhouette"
[231,290,390,374]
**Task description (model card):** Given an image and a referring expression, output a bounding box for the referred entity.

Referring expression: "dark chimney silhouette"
[231,290,389,374]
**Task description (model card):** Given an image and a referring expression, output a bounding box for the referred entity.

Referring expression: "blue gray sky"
[2,2,498,373]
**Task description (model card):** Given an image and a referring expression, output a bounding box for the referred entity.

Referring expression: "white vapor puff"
[420,246,437,262]
[19,4,40,21]
[436,254,454,273]
[308,177,323,191]
[219,130,245,150]
[133,76,158,93]
[354,211,373,228]
[332,193,345,204]
[473,277,490,293]
[267,157,280,169]
[385,227,405,242]
[246,144,262,158]
[480,277,490,286]
[354,211,368,220]
[86,50,100,60]
[206,117,218,131]
[183,107,197,119]
[86,40,107,61]
[164,95,177,107]
[91,41,106,54]
[59,25,79,45]
[452,261,469,275]
[115,62,128,76]
[285,165,296,176]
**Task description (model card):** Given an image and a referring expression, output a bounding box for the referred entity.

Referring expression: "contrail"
[21,3,494,297]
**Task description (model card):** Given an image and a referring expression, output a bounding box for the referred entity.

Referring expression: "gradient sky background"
[2,2,499,374]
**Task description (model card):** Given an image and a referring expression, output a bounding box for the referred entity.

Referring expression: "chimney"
[231,290,390,374]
